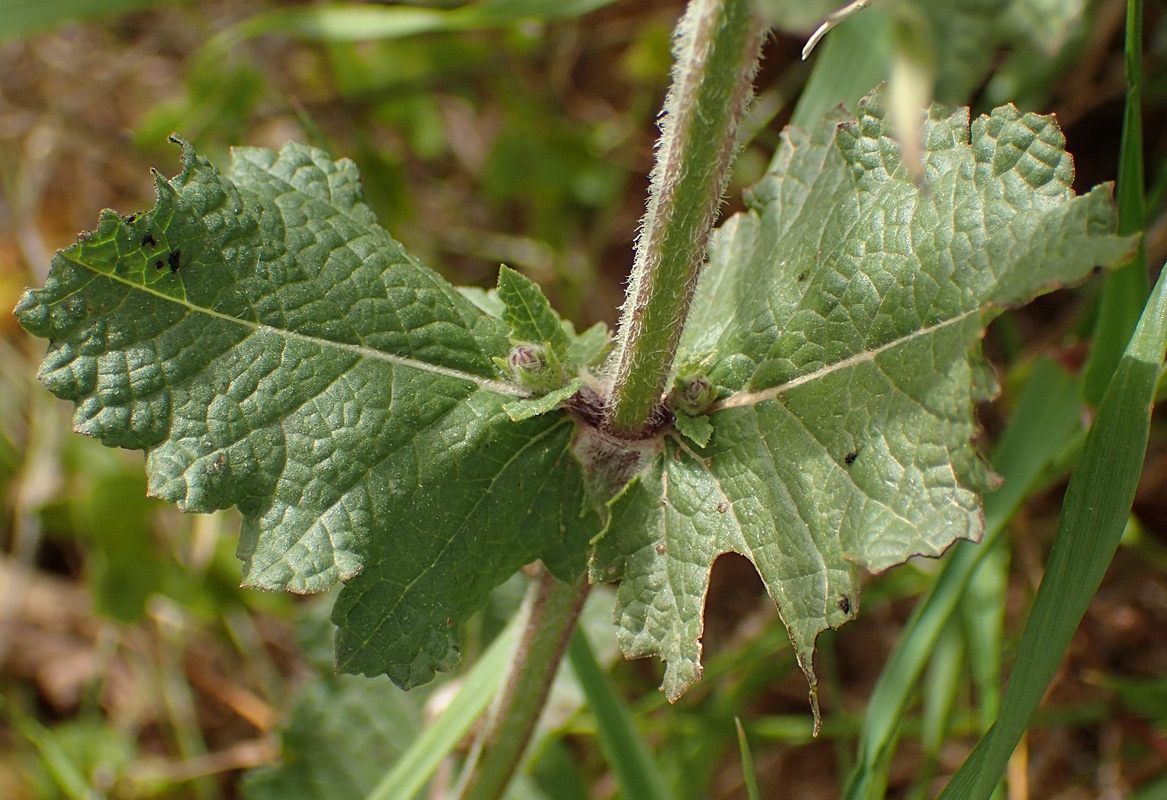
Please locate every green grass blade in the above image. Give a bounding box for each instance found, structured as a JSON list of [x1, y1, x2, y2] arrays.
[[5, 706, 95, 800], [937, 264, 1167, 800], [902, 620, 962, 800], [1081, 0, 1147, 405], [842, 357, 1083, 800], [961, 538, 1007, 734], [567, 631, 673, 800], [364, 621, 520, 800], [231, 0, 622, 43], [735, 718, 762, 800]]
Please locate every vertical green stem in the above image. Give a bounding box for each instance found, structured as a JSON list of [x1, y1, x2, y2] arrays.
[[454, 4, 769, 795], [606, 0, 766, 436], [455, 571, 590, 800]]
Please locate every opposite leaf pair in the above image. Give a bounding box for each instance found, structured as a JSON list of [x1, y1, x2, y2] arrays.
[[15, 90, 1133, 716]]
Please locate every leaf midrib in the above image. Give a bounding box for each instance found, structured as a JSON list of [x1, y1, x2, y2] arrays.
[[713, 310, 978, 411], [65, 250, 526, 396]]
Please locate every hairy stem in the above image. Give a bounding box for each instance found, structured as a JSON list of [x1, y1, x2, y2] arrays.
[[455, 4, 767, 795], [455, 570, 590, 800], [606, 0, 766, 436]]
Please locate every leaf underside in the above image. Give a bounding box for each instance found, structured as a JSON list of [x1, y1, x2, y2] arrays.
[[591, 91, 1133, 707], [15, 89, 1132, 707], [14, 138, 596, 687]]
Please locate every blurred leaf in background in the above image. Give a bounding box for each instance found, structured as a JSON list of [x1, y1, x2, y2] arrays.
[[0, 0, 183, 41]]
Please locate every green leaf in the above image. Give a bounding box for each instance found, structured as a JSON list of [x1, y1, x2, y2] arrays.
[[497, 264, 572, 358], [594, 90, 1134, 712], [504, 378, 584, 422], [565, 321, 611, 368], [14, 138, 598, 688], [672, 412, 713, 447], [458, 286, 507, 319]]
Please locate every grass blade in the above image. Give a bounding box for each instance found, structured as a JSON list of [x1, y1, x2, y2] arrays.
[[937, 264, 1167, 800], [842, 357, 1083, 800], [1081, 0, 1147, 405], [4, 699, 95, 800], [961, 538, 1007, 734], [364, 620, 520, 800], [567, 631, 672, 800], [735, 718, 762, 800]]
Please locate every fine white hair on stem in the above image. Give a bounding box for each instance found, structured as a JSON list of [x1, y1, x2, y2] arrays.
[[607, 0, 766, 434]]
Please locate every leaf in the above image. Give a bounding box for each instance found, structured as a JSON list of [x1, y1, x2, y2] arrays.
[[457, 286, 507, 319], [14, 138, 598, 687], [566, 321, 612, 368], [505, 378, 584, 422], [672, 412, 713, 447], [497, 264, 572, 357], [594, 90, 1134, 713], [497, 265, 611, 373]]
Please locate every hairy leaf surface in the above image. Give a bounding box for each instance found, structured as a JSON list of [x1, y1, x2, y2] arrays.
[[14, 139, 597, 686], [594, 93, 1134, 707]]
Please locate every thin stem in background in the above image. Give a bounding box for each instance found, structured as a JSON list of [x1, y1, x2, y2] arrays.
[[454, 570, 590, 800]]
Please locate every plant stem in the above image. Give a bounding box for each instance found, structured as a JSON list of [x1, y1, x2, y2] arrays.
[[456, 4, 767, 794], [455, 570, 590, 800], [606, 0, 766, 436]]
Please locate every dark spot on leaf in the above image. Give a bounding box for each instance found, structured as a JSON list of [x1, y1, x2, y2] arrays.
[[717, 501, 729, 513], [797, 272, 807, 282], [838, 596, 850, 614], [655, 544, 666, 555], [126, 213, 139, 223], [1091, 264, 1104, 275], [153, 259, 165, 271], [168, 250, 182, 273], [141, 233, 157, 248], [844, 450, 858, 465]]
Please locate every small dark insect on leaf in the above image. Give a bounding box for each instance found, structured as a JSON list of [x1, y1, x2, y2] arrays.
[[844, 450, 858, 465], [838, 596, 850, 614], [141, 233, 157, 248], [168, 250, 182, 273], [797, 272, 807, 282], [153, 259, 165, 271], [126, 213, 139, 223]]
